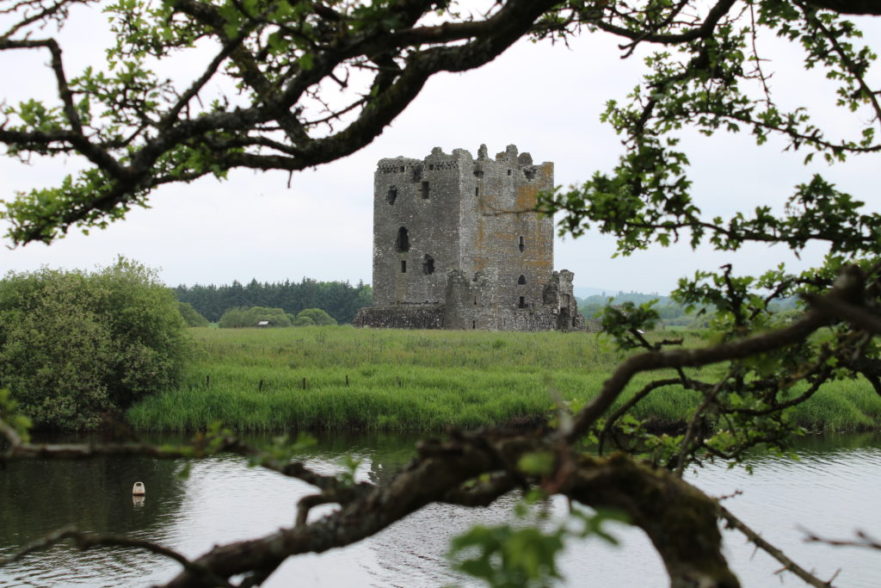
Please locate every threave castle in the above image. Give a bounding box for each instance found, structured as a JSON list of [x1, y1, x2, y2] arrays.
[[354, 144, 584, 331]]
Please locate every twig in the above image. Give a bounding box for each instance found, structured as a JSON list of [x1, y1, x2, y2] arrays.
[[0, 422, 351, 493], [720, 506, 835, 587], [0, 526, 232, 586], [676, 376, 728, 477], [802, 528, 881, 551], [566, 307, 829, 444]]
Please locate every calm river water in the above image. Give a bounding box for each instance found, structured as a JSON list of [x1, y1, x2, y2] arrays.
[[1, 433, 880, 587]]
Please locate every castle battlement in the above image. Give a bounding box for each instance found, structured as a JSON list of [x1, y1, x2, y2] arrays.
[[356, 144, 582, 331]]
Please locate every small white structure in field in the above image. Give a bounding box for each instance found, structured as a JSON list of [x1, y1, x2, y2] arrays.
[[132, 481, 146, 496], [256, 320, 270, 327]]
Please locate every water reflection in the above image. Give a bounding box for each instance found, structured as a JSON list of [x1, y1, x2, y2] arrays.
[[0, 432, 879, 587]]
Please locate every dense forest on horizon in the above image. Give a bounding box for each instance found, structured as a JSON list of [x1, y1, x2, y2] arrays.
[[174, 279, 372, 324]]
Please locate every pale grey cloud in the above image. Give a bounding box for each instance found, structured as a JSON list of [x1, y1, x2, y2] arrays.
[[1, 9, 878, 295]]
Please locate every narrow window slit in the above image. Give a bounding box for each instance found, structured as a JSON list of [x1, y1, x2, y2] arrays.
[[422, 254, 435, 275], [395, 227, 410, 252]]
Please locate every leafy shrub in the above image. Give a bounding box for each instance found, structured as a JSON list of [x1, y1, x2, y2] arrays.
[[218, 306, 292, 328], [293, 308, 337, 326], [178, 301, 210, 327], [0, 259, 188, 430]]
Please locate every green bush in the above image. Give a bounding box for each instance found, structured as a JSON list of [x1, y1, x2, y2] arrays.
[[0, 259, 188, 430], [178, 301, 210, 327], [294, 308, 337, 326], [218, 306, 292, 328]]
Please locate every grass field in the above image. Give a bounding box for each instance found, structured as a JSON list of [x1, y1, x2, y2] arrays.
[[127, 326, 881, 433]]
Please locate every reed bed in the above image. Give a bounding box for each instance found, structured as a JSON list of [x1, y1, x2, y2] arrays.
[[127, 326, 881, 433]]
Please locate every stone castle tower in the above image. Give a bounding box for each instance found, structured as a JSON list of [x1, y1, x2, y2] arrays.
[[354, 144, 583, 331]]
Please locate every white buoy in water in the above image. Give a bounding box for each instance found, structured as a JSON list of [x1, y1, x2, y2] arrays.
[[132, 481, 146, 496]]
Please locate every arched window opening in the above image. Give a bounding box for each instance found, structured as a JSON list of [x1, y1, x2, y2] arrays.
[[422, 254, 435, 275], [387, 186, 398, 205], [395, 227, 410, 252], [518, 236, 525, 252], [518, 296, 527, 308], [517, 275, 527, 285]]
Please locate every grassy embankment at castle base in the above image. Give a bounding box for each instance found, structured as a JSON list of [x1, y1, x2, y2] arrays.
[[126, 326, 881, 433]]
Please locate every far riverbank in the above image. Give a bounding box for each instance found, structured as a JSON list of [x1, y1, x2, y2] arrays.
[[127, 326, 881, 433]]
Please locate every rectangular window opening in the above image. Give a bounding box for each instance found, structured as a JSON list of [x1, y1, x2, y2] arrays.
[[401, 260, 407, 273], [518, 296, 526, 308], [421, 181, 430, 199]]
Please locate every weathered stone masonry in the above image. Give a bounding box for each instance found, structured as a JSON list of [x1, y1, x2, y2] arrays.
[[355, 144, 584, 331]]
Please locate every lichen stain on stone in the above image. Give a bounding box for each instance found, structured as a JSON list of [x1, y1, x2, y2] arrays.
[[515, 183, 539, 211]]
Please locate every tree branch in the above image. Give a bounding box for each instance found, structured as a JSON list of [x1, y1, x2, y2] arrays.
[[0, 525, 231, 586], [721, 507, 838, 588]]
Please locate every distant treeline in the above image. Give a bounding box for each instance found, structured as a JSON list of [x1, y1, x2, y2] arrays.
[[174, 279, 372, 324], [578, 292, 686, 324], [578, 291, 798, 328]]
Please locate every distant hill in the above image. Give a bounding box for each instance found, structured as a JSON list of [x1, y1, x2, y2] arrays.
[[574, 286, 667, 299]]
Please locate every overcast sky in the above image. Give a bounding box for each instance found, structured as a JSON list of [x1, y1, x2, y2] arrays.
[[1, 6, 878, 295]]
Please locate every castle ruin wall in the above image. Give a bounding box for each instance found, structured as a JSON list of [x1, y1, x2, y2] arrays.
[[356, 144, 583, 332]]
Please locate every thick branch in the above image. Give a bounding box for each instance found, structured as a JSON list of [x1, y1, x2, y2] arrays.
[[804, 1, 881, 15], [562, 453, 739, 588]]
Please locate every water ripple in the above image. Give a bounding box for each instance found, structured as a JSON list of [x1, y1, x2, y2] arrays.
[[2, 439, 880, 587]]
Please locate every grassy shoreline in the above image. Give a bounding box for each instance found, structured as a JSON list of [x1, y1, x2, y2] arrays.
[[127, 326, 881, 433]]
